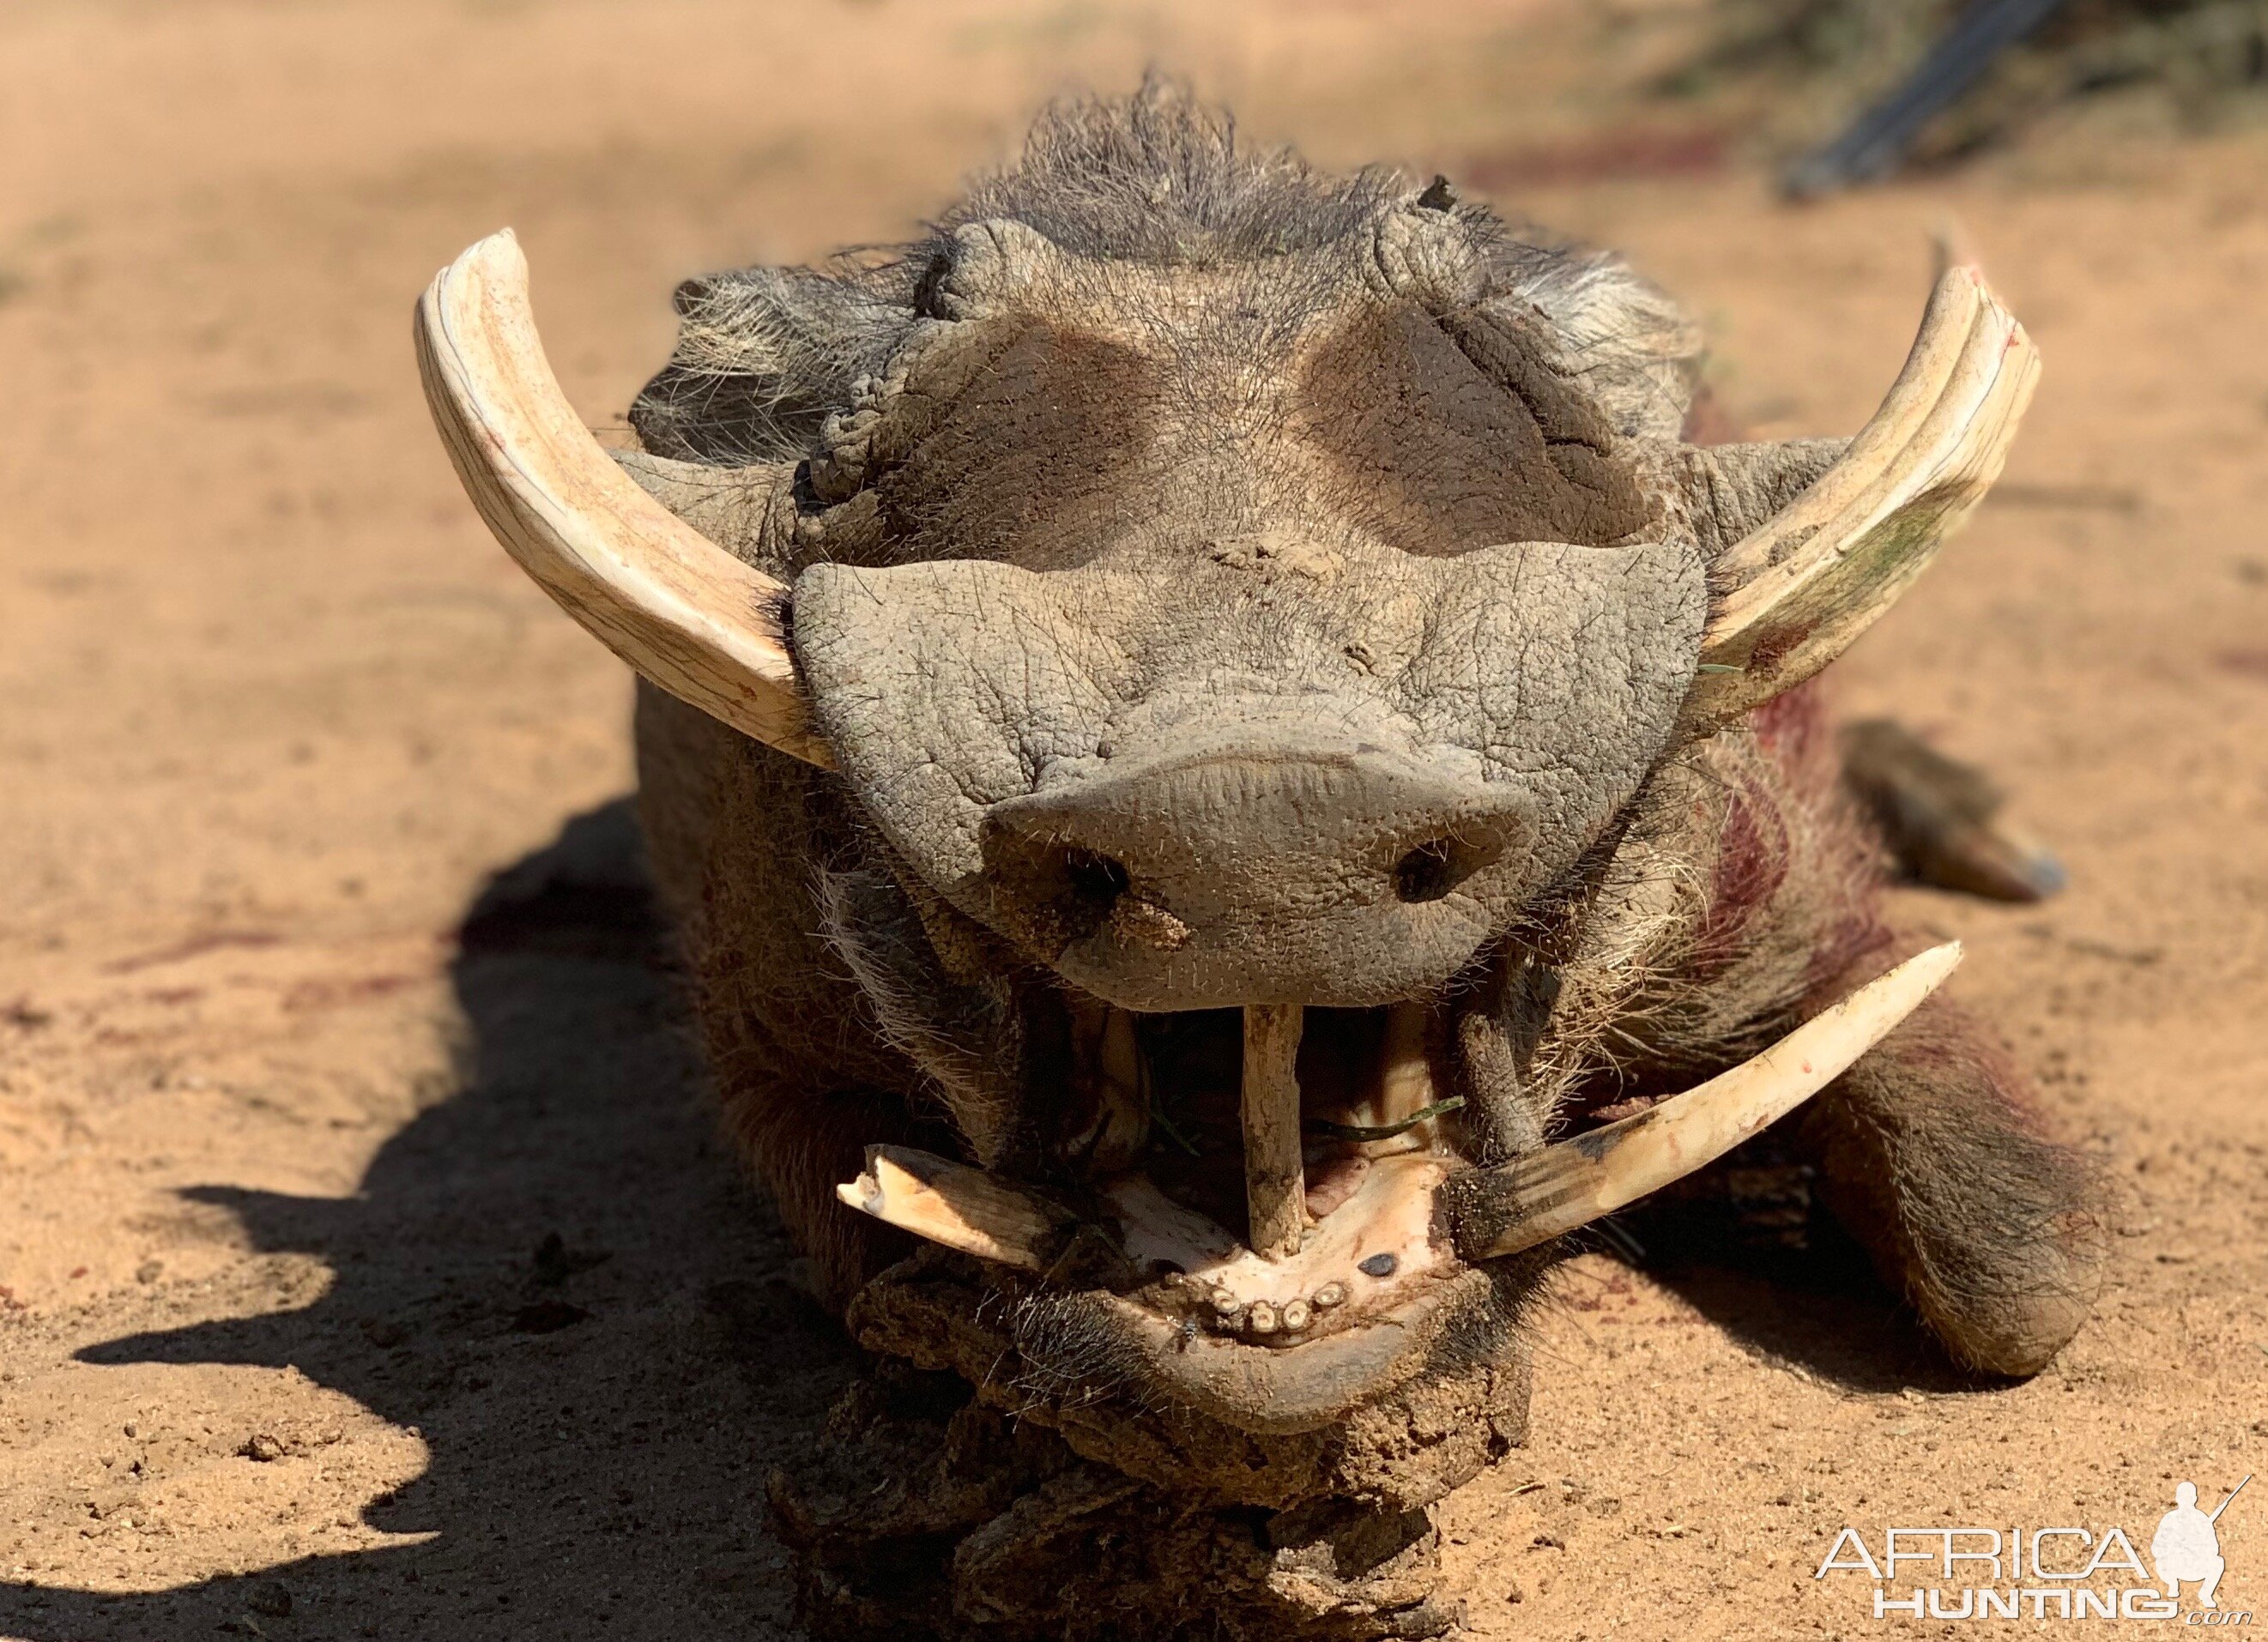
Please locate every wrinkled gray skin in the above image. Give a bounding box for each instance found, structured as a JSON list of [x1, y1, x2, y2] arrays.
[[618, 86, 2101, 1504], [776, 203, 1708, 1018], [801, 533, 1696, 1013]]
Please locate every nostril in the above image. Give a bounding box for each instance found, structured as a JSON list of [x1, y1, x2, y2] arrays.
[[1393, 835, 1499, 903], [1065, 848, 1130, 912], [978, 805, 1140, 951], [1393, 841, 1457, 903]]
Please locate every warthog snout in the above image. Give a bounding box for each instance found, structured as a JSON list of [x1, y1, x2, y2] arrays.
[[983, 732, 1531, 1009]]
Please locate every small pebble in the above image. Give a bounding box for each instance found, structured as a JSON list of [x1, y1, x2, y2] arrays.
[[1358, 1252, 1399, 1278]]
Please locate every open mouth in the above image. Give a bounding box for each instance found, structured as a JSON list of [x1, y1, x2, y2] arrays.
[[1071, 999, 1470, 1346], [838, 944, 1967, 1385]]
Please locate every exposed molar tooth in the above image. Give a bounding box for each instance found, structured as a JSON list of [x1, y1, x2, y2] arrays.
[[1312, 1282, 1346, 1309], [1279, 1299, 1311, 1332], [1246, 1301, 1279, 1334], [1209, 1288, 1243, 1318]]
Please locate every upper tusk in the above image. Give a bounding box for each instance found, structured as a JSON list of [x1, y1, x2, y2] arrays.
[[1684, 261, 2038, 734], [1447, 941, 1964, 1262], [414, 230, 832, 766]]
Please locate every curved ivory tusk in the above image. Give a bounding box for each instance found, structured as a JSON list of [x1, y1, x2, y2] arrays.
[[414, 230, 832, 766], [1449, 941, 1963, 1262], [1684, 261, 2038, 733]]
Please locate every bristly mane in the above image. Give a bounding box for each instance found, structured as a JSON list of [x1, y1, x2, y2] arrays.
[[936, 77, 1406, 264]]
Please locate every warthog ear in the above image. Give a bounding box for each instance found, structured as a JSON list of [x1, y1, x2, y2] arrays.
[[1677, 258, 2039, 737], [415, 231, 833, 767], [632, 260, 916, 465]]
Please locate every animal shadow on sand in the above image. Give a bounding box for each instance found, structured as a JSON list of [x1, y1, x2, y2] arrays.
[[1612, 1194, 1988, 1396], [0, 803, 1980, 1642], [1, 800, 858, 1642]]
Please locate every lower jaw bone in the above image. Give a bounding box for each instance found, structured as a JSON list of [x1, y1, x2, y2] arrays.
[[1110, 1153, 1452, 1336], [836, 943, 1963, 1316]]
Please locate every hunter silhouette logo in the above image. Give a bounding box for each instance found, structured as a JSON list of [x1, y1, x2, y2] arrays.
[[2154, 1477, 2247, 1610], [1814, 1474, 2252, 1623]]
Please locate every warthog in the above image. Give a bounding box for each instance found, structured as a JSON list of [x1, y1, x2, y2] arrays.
[[419, 86, 2100, 1639]]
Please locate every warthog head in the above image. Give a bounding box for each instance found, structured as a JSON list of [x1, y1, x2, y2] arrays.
[[418, 91, 2026, 1461]]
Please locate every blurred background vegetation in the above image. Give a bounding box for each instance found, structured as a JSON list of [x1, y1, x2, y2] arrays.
[[1670, 0, 2268, 172]]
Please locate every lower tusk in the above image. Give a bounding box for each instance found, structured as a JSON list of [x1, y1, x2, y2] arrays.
[[1376, 1002, 1435, 1130], [840, 947, 1961, 1278], [1448, 942, 1963, 1262], [836, 1145, 1067, 1272], [1243, 1004, 1309, 1259], [1062, 999, 1150, 1174], [1093, 1005, 1150, 1170]]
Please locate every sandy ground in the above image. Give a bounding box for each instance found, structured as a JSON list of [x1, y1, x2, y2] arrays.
[[3, 2, 2265, 1637]]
